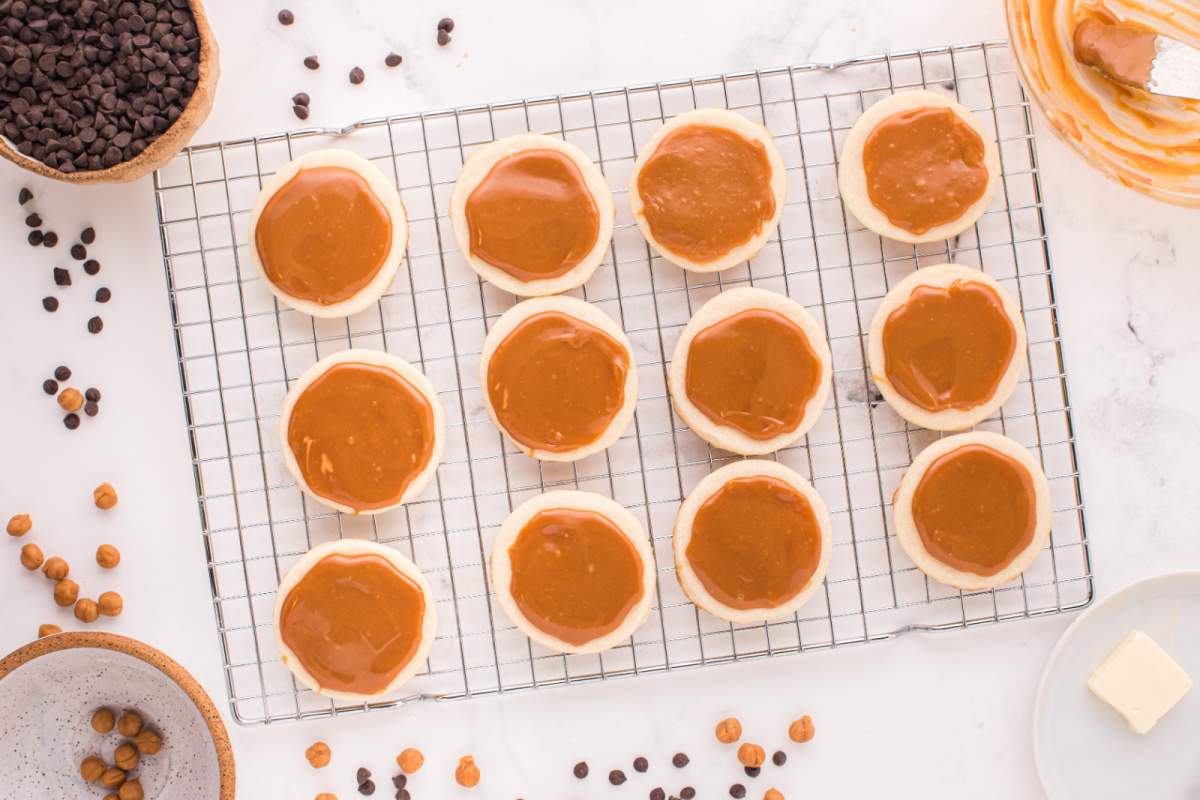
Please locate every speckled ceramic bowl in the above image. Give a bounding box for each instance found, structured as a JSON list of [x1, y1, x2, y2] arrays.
[[0, 632, 234, 799]]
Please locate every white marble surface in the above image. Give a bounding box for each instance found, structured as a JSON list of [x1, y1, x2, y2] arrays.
[[1, 1, 1198, 798]]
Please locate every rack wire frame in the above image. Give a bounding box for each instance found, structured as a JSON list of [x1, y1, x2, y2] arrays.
[[154, 40, 1093, 726]]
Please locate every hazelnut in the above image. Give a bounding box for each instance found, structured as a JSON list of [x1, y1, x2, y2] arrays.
[[737, 742, 765, 768], [133, 728, 163, 755], [396, 747, 424, 773], [99, 590, 124, 617], [75, 597, 100, 623], [54, 578, 80, 607], [80, 755, 105, 782], [99, 766, 126, 789], [105, 795, 120, 800], [764, 790, 785, 800], [6, 513, 31, 536], [42, 556, 69, 581], [788, 715, 815, 744], [118, 778, 144, 800], [58, 387, 84, 411], [114, 742, 139, 771], [455, 755, 480, 788], [715, 716, 742, 744], [92, 707, 116, 733], [118, 710, 143, 737], [20, 542, 44, 570], [305, 740, 331, 769], [94, 482, 119, 510], [96, 543, 121, 568], [38, 623, 62, 638]]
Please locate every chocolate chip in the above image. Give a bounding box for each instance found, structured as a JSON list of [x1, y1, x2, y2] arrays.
[[84, 259, 100, 275], [385, 52, 402, 67], [54, 366, 70, 381], [18, 188, 33, 205], [633, 757, 648, 773], [395, 791, 410, 800], [53, 268, 71, 286], [680, 789, 695, 799], [96, 287, 112, 303], [357, 779, 375, 796], [672, 753, 689, 768], [573, 762, 589, 779], [438, 17, 455, 32], [771, 751, 786, 766], [43, 379, 58, 395], [349, 66, 365, 85], [28, 230, 43, 246], [84, 401, 99, 417], [25, 213, 41, 228], [87, 316, 103, 334], [729, 785, 746, 799], [277, 9, 294, 25], [42, 232, 58, 248], [85, 387, 101, 402], [304, 55, 320, 70], [292, 92, 310, 107], [650, 789, 666, 800], [63, 413, 80, 430], [357, 768, 372, 786], [391, 774, 407, 789], [609, 770, 626, 786], [71, 243, 87, 260], [744, 767, 760, 778], [80, 227, 96, 245], [41, 296, 58, 312], [293, 105, 309, 120], [437, 29, 451, 46]]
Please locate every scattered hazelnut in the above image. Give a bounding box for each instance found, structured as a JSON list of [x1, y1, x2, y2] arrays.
[[397, 747, 424, 773], [20, 542, 44, 570], [105, 795, 119, 800], [42, 556, 69, 581], [114, 742, 139, 771], [764, 790, 785, 800], [38, 623, 62, 638], [715, 716, 742, 744], [737, 742, 765, 769], [118, 710, 144, 737], [455, 755, 480, 788], [99, 590, 124, 617], [94, 483, 119, 510], [92, 707, 116, 733], [119, 778, 144, 800], [96, 543, 121, 569], [133, 728, 163, 755], [75, 597, 100, 623], [80, 755, 105, 782], [58, 387, 84, 412], [54, 578, 80, 607], [788, 715, 815, 744], [305, 740, 331, 769], [99, 766, 126, 789], [6, 513, 31, 536]]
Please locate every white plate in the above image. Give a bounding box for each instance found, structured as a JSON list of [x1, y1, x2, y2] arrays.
[[1034, 571, 1200, 799]]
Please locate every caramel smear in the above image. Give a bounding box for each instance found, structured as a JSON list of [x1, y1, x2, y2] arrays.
[[687, 476, 822, 609], [862, 107, 989, 235], [256, 166, 393, 304], [911, 444, 1037, 576], [509, 508, 644, 645], [637, 124, 775, 263], [1074, 16, 1159, 86], [882, 280, 1017, 412], [465, 149, 601, 282], [279, 552, 426, 694], [287, 362, 435, 511]]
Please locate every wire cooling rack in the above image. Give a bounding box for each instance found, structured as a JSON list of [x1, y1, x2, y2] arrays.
[[154, 40, 1092, 726]]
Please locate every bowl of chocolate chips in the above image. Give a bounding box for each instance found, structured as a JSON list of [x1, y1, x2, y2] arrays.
[[0, 0, 219, 183]]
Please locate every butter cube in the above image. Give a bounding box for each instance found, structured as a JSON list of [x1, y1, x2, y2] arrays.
[[1087, 630, 1192, 734]]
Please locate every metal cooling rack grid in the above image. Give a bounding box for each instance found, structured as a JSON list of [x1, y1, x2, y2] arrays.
[[154, 40, 1092, 726]]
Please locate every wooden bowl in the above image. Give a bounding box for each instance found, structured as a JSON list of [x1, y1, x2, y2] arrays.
[[0, 0, 220, 184], [0, 631, 235, 798]]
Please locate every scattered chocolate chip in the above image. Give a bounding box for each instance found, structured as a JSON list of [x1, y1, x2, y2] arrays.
[[292, 92, 310, 107], [304, 55, 320, 70], [358, 779, 375, 796], [71, 244, 87, 260], [771, 751, 786, 766], [573, 762, 589, 779], [357, 768, 372, 785], [84, 401, 99, 417], [277, 8, 294, 25], [293, 105, 310, 121], [385, 52, 402, 67], [391, 774, 407, 789], [438, 17, 455, 32], [609, 770, 626, 786], [18, 188, 33, 205], [43, 379, 58, 395], [84, 259, 100, 276], [28, 230, 43, 246], [42, 296, 58, 312], [80, 227, 96, 245], [680, 789, 696, 800], [633, 757, 648, 773], [744, 767, 761, 778], [650, 789, 666, 800], [672, 753, 689, 768], [43, 232, 58, 248], [349, 66, 365, 85], [25, 213, 42, 228], [729, 785, 746, 799], [437, 29, 451, 46], [395, 790, 410, 800], [85, 387, 101, 402], [54, 366, 71, 381], [87, 316, 104, 334], [95, 287, 112, 303], [53, 268, 71, 286], [63, 413, 80, 430]]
